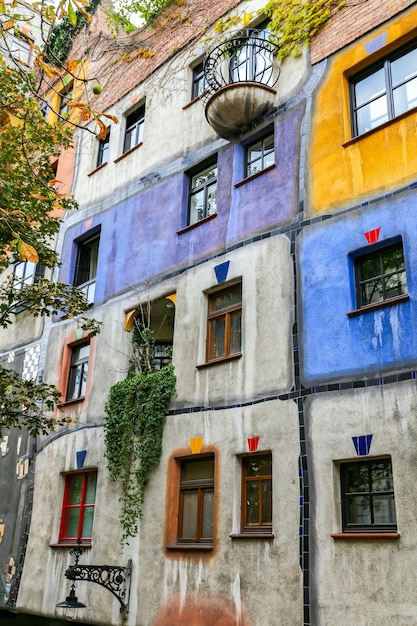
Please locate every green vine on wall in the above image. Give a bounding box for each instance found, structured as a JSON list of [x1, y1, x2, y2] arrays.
[[104, 317, 176, 544]]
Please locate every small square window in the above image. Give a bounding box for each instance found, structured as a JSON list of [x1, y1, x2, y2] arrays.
[[242, 453, 272, 533], [246, 131, 274, 177], [350, 41, 417, 137], [73, 233, 100, 304], [123, 104, 145, 153], [59, 471, 97, 542], [97, 128, 110, 167], [178, 455, 214, 544], [188, 158, 217, 226], [207, 282, 242, 362], [355, 241, 407, 309], [66, 342, 90, 401], [191, 62, 205, 100], [340, 458, 397, 532]]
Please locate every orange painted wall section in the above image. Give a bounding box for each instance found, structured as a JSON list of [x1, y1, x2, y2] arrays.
[[310, 5, 417, 214]]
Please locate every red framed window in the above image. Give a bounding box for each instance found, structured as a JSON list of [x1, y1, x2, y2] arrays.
[[59, 471, 97, 543]]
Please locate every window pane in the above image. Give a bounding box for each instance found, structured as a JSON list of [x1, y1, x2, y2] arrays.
[[67, 475, 83, 504], [85, 473, 97, 504], [356, 95, 388, 134], [383, 247, 405, 273], [191, 165, 217, 189], [373, 495, 396, 525], [182, 458, 214, 482], [347, 495, 371, 525], [355, 68, 386, 106], [371, 461, 394, 492], [230, 311, 241, 354], [346, 463, 369, 493], [81, 506, 95, 537], [391, 48, 417, 87], [189, 189, 205, 224], [361, 278, 383, 305], [207, 182, 217, 216], [245, 455, 272, 477], [181, 490, 198, 538], [63, 507, 80, 538], [262, 479, 272, 525], [210, 284, 242, 312], [246, 481, 260, 526], [209, 317, 225, 358], [384, 272, 406, 299], [393, 77, 417, 116], [201, 489, 214, 539]]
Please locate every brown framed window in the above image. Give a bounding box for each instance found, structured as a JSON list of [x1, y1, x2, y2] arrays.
[[207, 282, 242, 361], [59, 471, 97, 543], [242, 453, 272, 532], [178, 455, 214, 544]]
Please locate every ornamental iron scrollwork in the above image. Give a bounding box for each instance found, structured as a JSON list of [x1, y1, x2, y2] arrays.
[[64, 541, 132, 616]]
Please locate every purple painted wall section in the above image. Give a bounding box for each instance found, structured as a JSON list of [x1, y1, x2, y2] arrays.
[[60, 105, 304, 303]]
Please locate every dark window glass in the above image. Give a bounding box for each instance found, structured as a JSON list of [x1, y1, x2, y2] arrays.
[[341, 458, 397, 532], [355, 242, 407, 308], [59, 85, 73, 119], [60, 471, 97, 541], [74, 234, 100, 304], [179, 456, 214, 543], [66, 343, 90, 401], [351, 42, 417, 136], [207, 283, 242, 361], [242, 453, 272, 532], [188, 159, 217, 225], [191, 62, 205, 100], [123, 104, 145, 153], [246, 131, 274, 177], [97, 129, 110, 167], [153, 342, 172, 370]]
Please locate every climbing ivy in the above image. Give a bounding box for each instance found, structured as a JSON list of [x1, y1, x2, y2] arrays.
[[104, 317, 176, 544]]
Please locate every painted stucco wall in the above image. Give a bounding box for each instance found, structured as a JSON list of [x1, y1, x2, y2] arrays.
[[298, 193, 417, 385], [306, 382, 417, 625], [309, 3, 417, 214]]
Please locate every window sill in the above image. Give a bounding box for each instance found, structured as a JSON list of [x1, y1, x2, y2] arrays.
[[331, 532, 400, 540], [114, 142, 143, 163], [196, 353, 242, 369], [234, 163, 276, 188], [166, 543, 213, 551], [50, 542, 92, 548], [62, 396, 85, 407], [347, 294, 409, 317], [182, 92, 208, 110], [88, 162, 108, 177], [230, 532, 274, 539], [343, 105, 417, 147], [177, 212, 217, 235]]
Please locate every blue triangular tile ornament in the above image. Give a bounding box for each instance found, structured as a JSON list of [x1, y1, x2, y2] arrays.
[[214, 261, 230, 284]]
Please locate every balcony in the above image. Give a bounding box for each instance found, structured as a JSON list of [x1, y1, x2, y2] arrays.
[[202, 28, 280, 138]]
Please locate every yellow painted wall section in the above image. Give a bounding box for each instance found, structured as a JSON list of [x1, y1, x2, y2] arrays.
[[310, 5, 417, 214]]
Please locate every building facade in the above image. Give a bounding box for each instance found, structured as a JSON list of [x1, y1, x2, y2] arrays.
[[1, 0, 417, 625]]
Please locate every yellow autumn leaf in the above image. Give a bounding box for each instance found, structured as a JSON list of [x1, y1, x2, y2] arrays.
[[18, 240, 39, 263]]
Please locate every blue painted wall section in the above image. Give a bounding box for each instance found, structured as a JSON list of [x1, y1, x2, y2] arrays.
[[299, 191, 417, 384], [59, 106, 304, 304]]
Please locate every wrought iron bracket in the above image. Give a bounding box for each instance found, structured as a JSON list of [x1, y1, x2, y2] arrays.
[[64, 542, 132, 616]]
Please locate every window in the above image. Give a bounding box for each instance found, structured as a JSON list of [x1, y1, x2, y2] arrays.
[[153, 342, 172, 370], [74, 233, 100, 304], [178, 456, 214, 544], [340, 458, 397, 532], [96, 129, 110, 167], [188, 159, 217, 225], [355, 241, 407, 309], [242, 453, 272, 533], [59, 471, 97, 542], [59, 84, 73, 119], [351, 41, 417, 136], [246, 131, 274, 177], [191, 61, 205, 100], [12, 261, 45, 313], [123, 104, 145, 153], [9, 32, 33, 66], [207, 282, 242, 361], [66, 342, 90, 401], [228, 22, 274, 86]]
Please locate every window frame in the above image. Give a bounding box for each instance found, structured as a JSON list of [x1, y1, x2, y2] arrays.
[[241, 452, 273, 534], [59, 470, 97, 544], [340, 457, 397, 533], [73, 231, 100, 304], [123, 104, 145, 154], [206, 281, 242, 363], [191, 61, 205, 100], [187, 157, 218, 226], [350, 40, 417, 137], [354, 240, 407, 310], [65, 341, 90, 402], [177, 454, 215, 546]]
